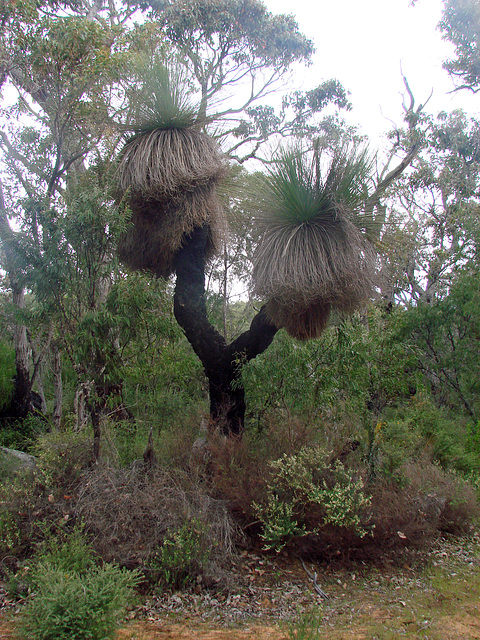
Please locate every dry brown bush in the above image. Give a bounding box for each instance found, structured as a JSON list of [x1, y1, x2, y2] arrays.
[[400, 460, 480, 536], [205, 427, 480, 565], [199, 431, 270, 526], [75, 463, 237, 580], [194, 419, 326, 521]]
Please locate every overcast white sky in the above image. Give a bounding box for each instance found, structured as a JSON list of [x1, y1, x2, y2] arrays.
[[264, 0, 478, 142]]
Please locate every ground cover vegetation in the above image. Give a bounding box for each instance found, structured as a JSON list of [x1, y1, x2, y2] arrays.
[[1, 0, 480, 635]]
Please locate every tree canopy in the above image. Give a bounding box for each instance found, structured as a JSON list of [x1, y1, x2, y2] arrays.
[[441, 0, 480, 92]]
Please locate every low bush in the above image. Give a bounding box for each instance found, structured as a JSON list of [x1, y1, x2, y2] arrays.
[[253, 446, 371, 551], [150, 518, 210, 589], [30, 525, 97, 577], [2, 410, 479, 587], [14, 527, 140, 640], [19, 562, 139, 640], [286, 610, 323, 640], [310, 458, 480, 563], [379, 394, 480, 476], [0, 430, 92, 573], [31, 429, 93, 490]]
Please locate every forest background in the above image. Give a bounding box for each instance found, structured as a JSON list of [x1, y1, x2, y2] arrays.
[[1, 0, 480, 600]]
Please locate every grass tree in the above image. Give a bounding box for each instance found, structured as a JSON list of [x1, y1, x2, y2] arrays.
[[117, 64, 228, 278], [117, 67, 379, 436], [251, 144, 377, 340], [117, 64, 277, 435]]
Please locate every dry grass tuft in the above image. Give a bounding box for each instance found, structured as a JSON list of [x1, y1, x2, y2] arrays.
[[265, 298, 332, 341], [251, 146, 377, 340], [117, 185, 224, 278], [254, 215, 375, 307], [117, 128, 226, 199], [116, 128, 228, 278]]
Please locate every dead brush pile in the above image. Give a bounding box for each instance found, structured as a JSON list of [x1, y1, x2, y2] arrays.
[[75, 463, 237, 584], [0, 431, 236, 588]]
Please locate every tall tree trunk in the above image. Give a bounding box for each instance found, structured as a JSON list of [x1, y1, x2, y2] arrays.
[[173, 226, 278, 435], [30, 336, 47, 414], [74, 382, 90, 431], [88, 401, 102, 461], [222, 241, 228, 339]]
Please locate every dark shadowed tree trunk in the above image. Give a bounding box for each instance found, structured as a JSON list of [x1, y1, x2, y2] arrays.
[[173, 225, 278, 435]]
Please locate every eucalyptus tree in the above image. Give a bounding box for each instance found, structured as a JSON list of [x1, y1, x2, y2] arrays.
[[381, 109, 480, 420], [150, 0, 350, 161], [440, 0, 480, 92], [0, 0, 148, 422], [382, 110, 480, 304]]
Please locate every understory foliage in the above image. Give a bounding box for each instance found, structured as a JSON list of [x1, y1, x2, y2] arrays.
[[253, 446, 371, 550], [1, 360, 479, 586], [17, 527, 140, 640]]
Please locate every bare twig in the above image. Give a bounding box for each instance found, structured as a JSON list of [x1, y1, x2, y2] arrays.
[[301, 559, 329, 599]]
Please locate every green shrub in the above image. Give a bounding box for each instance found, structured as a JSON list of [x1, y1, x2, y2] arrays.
[[31, 526, 96, 579], [0, 431, 93, 567], [32, 428, 93, 489], [151, 519, 210, 589], [253, 446, 371, 550], [286, 610, 323, 640], [0, 511, 21, 553], [0, 413, 48, 450], [4, 526, 95, 600], [379, 394, 480, 476], [19, 562, 140, 640]]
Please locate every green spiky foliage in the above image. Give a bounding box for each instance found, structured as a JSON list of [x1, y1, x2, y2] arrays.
[[252, 144, 377, 340], [117, 63, 227, 279]]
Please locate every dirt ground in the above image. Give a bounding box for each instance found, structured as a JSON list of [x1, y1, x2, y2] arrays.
[[2, 535, 480, 640]]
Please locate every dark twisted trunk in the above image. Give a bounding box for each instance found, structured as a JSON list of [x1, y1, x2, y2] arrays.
[[173, 226, 278, 435]]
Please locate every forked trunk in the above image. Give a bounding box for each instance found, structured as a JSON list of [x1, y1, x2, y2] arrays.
[[173, 226, 278, 435]]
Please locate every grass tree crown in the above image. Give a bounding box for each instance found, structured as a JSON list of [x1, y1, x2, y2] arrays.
[[116, 63, 228, 279], [251, 144, 378, 340]]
